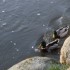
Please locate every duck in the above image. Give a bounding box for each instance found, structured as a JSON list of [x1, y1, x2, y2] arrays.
[[47, 39, 60, 52], [38, 40, 47, 52], [38, 39, 60, 52], [53, 25, 69, 39]]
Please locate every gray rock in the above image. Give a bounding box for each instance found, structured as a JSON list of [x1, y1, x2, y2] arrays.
[[67, 67, 70, 70], [8, 56, 57, 70]]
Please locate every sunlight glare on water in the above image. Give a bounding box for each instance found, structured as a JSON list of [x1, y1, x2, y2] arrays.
[[2, 11, 5, 13], [15, 48, 19, 52], [43, 24, 45, 27], [13, 43, 16, 46], [32, 46, 34, 49], [57, 16, 63, 25], [11, 31, 15, 33], [3, 0, 5, 2], [1, 23, 7, 27], [10, 41, 13, 43], [37, 13, 40, 16], [50, 1, 54, 4], [2, 23, 7, 26]]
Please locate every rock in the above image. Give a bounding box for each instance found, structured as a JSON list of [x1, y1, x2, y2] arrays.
[[8, 56, 58, 70], [60, 36, 70, 64], [67, 67, 70, 70]]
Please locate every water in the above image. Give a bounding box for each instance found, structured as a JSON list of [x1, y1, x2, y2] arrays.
[[0, 0, 70, 70]]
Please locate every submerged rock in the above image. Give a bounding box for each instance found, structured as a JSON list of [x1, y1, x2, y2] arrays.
[[8, 56, 58, 70], [60, 36, 70, 64]]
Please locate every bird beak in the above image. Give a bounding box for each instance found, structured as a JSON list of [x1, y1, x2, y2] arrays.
[[53, 34, 55, 38]]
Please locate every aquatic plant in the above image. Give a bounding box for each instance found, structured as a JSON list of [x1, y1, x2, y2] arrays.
[[45, 63, 69, 70]]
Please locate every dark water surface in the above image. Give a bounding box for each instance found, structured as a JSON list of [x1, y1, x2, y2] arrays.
[[0, 0, 70, 70]]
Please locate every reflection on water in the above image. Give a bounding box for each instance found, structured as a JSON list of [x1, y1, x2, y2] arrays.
[[0, 0, 70, 70]]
